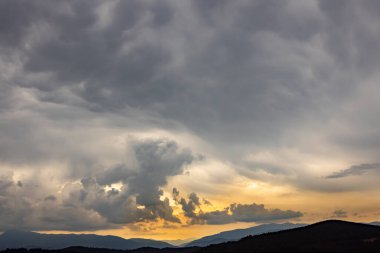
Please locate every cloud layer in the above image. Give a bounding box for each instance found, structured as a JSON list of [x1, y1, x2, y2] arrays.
[[1, 0, 380, 231]]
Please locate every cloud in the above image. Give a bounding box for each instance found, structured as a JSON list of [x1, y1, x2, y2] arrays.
[[78, 138, 195, 225], [203, 198, 212, 206], [331, 209, 348, 218], [0, 138, 195, 231], [196, 203, 302, 225], [179, 192, 201, 219], [172, 187, 180, 202], [1, 0, 379, 189], [1, 0, 380, 231], [173, 188, 302, 225], [197, 209, 233, 225], [229, 203, 303, 222], [326, 163, 380, 179], [172, 188, 202, 219], [0, 172, 113, 231]]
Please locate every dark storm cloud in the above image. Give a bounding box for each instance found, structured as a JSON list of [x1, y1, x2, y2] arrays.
[[5, 0, 377, 165], [2, 0, 380, 170], [1, 0, 380, 230], [2, 0, 327, 139], [326, 163, 380, 179]]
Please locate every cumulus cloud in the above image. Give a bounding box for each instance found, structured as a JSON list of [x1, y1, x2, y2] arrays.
[[326, 163, 380, 179], [71, 138, 195, 225], [95, 138, 194, 223], [0, 138, 195, 231]]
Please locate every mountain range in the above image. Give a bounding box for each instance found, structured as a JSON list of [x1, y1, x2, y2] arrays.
[[1, 220, 380, 252], [0, 230, 172, 250], [194, 220, 380, 253], [185, 222, 306, 247]]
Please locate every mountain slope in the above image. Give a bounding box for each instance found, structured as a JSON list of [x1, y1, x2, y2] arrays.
[[0, 230, 172, 250], [185, 222, 306, 247], [198, 220, 380, 253]]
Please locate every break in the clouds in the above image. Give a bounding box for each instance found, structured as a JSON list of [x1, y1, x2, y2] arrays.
[[1, 0, 380, 232]]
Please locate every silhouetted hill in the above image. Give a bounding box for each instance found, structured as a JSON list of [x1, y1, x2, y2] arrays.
[[0, 230, 172, 250], [185, 222, 306, 247], [2, 220, 380, 253], [198, 220, 380, 253]]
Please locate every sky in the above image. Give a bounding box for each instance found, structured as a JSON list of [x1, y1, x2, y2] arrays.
[[0, 0, 380, 241]]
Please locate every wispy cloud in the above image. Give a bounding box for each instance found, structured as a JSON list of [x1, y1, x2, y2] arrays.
[[327, 163, 380, 179]]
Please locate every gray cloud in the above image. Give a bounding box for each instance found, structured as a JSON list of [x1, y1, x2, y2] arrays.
[[1, 0, 380, 187], [179, 192, 201, 219], [0, 138, 194, 231], [96, 139, 194, 223], [174, 188, 302, 225], [229, 203, 303, 222], [0, 172, 113, 231], [172, 188, 202, 219], [197, 209, 233, 225], [172, 187, 180, 202], [1, 0, 380, 230], [196, 203, 303, 225], [81, 138, 194, 225], [327, 163, 380, 179], [331, 209, 348, 218]]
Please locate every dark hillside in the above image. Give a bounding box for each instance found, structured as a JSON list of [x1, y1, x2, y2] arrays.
[[198, 220, 380, 253]]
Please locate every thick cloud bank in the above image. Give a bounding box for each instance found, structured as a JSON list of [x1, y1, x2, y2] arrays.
[[1, 0, 380, 230]]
